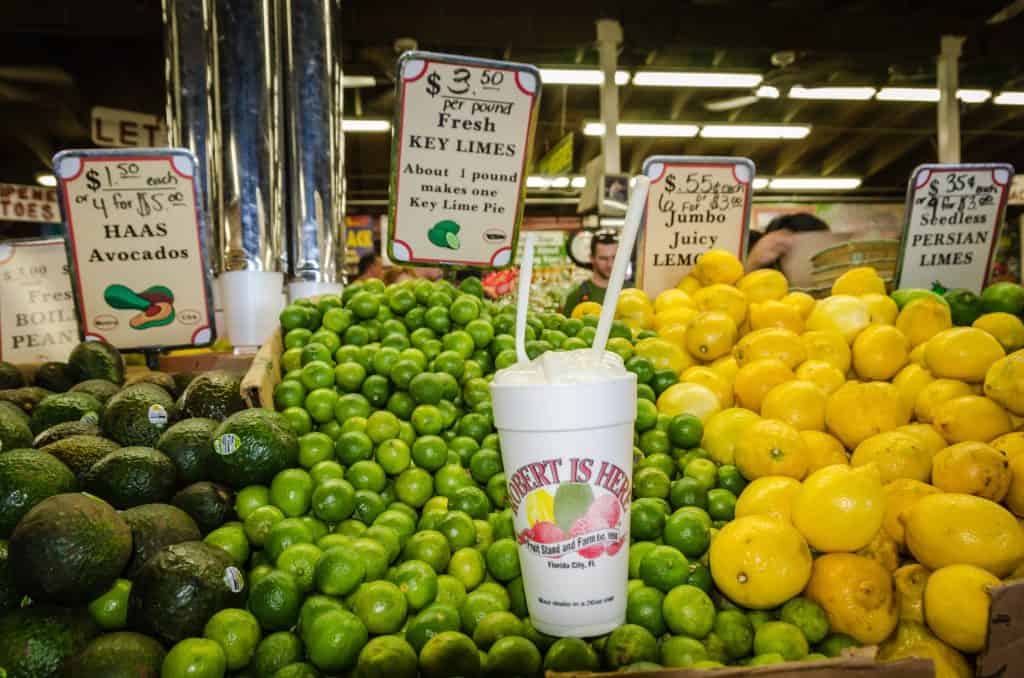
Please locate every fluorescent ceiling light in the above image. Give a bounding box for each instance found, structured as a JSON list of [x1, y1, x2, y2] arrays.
[[570, 176, 586, 188], [34, 173, 57, 187], [342, 75, 376, 88], [342, 119, 390, 132], [876, 87, 940, 102], [583, 122, 700, 137], [633, 71, 763, 88], [755, 86, 780, 99], [600, 217, 625, 227], [768, 177, 862, 190], [752, 177, 770, 189], [539, 68, 630, 85], [526, 176, 551, 189], [789, 85, 876, 100], [550, 177, 570, 188], [994, 91, 1024, 105], [957, 88, 992, 103], [526, 176, 584, 189], [700, 124, 811, 139]]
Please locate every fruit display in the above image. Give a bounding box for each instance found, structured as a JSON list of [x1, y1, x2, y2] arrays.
[[0, 252, 1020, 677]]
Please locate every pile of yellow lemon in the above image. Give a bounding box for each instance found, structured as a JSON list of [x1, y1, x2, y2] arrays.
[[602, 250, 1024, 677]]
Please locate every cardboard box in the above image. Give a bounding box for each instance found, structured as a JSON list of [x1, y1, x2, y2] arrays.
[[549, 657, 933, 677], [978, 580, 1024, 677]]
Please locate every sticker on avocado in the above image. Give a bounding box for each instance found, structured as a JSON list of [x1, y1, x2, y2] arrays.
[[223, 566, 245, 593], [147, 404, 168, 427], [215, 433, 241, 456], [80, 411, 99, 425]]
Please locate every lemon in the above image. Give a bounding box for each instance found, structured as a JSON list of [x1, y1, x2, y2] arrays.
[[799, 430, 849, 472], [932, 395, 1012, 444], [902, 493, 1024, 577], [525, 489, 554, 526], [892, 564, 930, 624], [851, 325, 909, 381], [792, 464, 884, 552], [856, 528, 900, 573], [794, 361, 846, 396], [806, 295, 871, 344], [973, 312, 1024, 352], [895, 423, 947, 458], [733, 328, 806, 370], [709, 355, 739, 383], [653, 306, 698, 332], [571, 301, 602, 320], [930, 441, 1011, 501], [909, 342, 928, 367], [760, 381, 827, 432], [861, 293, 899, 326], [737, 268, 788, 302], [913, 378, 974, 424], [748, 301, 804, 334], [677, 274, 702, 295], [896, 298, 952, 348], [702, 408, 760, 465], [619, 288, 651, 305], [734, 476, 802, 522], [633, 337, 692, 373], [657, 323, 688, 351], [734, 419, 809, 481], [617, 305, 655, 332], [800, 330, 852, 373], [991, 432, 1024, 460], [654, 288, 695, 314], [850, 431, 931, 484], [924, 327, 1006, 383], [825, 381, 909, 449], [780, 291, 816, 318], [878, 621, 971, 678], [681, 366, 733, 408], [924, 564, 1001, 653], [656, 382, 721, 422], [891, 364, 935, 412], [1004, 453, 1024, 517], [684, 311, 737, 361], [984, 348, 1024, 416], [733, 358, 794, 413], [693, 284, 748, 326], [831, 267, 886, 296], [804, 553, 898, 644], [881, 479, 941, 549], [693, 249, 744, 286], [709, 515, 812, 610]]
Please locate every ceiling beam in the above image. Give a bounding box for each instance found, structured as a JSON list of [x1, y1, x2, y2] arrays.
[[775, 101, 873, 175], [820, 106, 928, 175]]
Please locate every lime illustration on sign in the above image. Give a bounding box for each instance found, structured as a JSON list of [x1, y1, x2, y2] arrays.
[[637, 156, 754, 298], [53, 148, 215, 353], [896, 163, 1014, 293], [388, 51, 541, 268]]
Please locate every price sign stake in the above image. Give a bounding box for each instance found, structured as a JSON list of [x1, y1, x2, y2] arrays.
[[0, 239, 77, 364], [388, 51, 540, 268], [54, 149, 215, 361]]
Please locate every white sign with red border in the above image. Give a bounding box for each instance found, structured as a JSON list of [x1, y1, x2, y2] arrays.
[[638, 156, 754, 297], [0, 239, 78, 364], [388, 51, 540, 268], [897, 163, 1014, 293], [53, 148, 215, 352]]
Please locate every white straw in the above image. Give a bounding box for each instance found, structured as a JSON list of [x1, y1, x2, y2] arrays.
[[592, 175, 651, 356], [514, 232, 537, 365]]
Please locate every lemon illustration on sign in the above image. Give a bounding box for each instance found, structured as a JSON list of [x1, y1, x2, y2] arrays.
[[525, 489, 555, 527], [428, 220, 461, 250]]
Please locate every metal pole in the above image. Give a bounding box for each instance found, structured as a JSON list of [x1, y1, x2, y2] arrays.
[[281, 0, 344, 300], [596, 19, 622, 175], [937, 35, 964, 164]]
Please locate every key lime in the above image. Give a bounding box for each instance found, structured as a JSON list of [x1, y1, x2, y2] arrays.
[[356, 635, 418, 678], [419, 631, 481, 678], [315, 546, 365, 596], [204, 608, 262, 670], [305, 608, 368, 673], [604, 624, 660, 669], [162, 638, 226, 678], [390, 559, 439, 610], [485, 636, 542, 677], [663, 584, 716, 638]]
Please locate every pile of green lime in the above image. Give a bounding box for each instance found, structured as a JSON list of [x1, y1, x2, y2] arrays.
[[156, 276, 852, 677]]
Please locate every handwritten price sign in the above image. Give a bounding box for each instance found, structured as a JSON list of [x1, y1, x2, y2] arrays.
[[388, 51, 540, 268], [637, 156, 754, 297], [897, 163, 1014, 293], [54, 149, 215, 352], [0, 239, 77, 363]]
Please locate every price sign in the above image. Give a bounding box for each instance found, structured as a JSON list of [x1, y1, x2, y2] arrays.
[[0, 239, 77, 363], [638, 156, 754, 297], [54, 149, 215, 352], [897, 163, 1014, 292], [388, 51, 540, 268]]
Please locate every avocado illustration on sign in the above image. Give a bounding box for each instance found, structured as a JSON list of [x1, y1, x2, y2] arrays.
[[104, 284, 176, 330], [428, 220, 461, 250]]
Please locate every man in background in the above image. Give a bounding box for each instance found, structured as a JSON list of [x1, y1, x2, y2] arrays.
[[355, 253, 383, 281], [564, 232, 618, 316]]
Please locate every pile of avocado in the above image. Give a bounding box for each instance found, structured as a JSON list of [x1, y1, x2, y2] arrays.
[[0, 342, 284, 677]]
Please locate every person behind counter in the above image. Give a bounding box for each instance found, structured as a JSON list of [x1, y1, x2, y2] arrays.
[[746, 213, 831, 271], [563, 231, 619, 316], [355, 253, 384, 281]]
